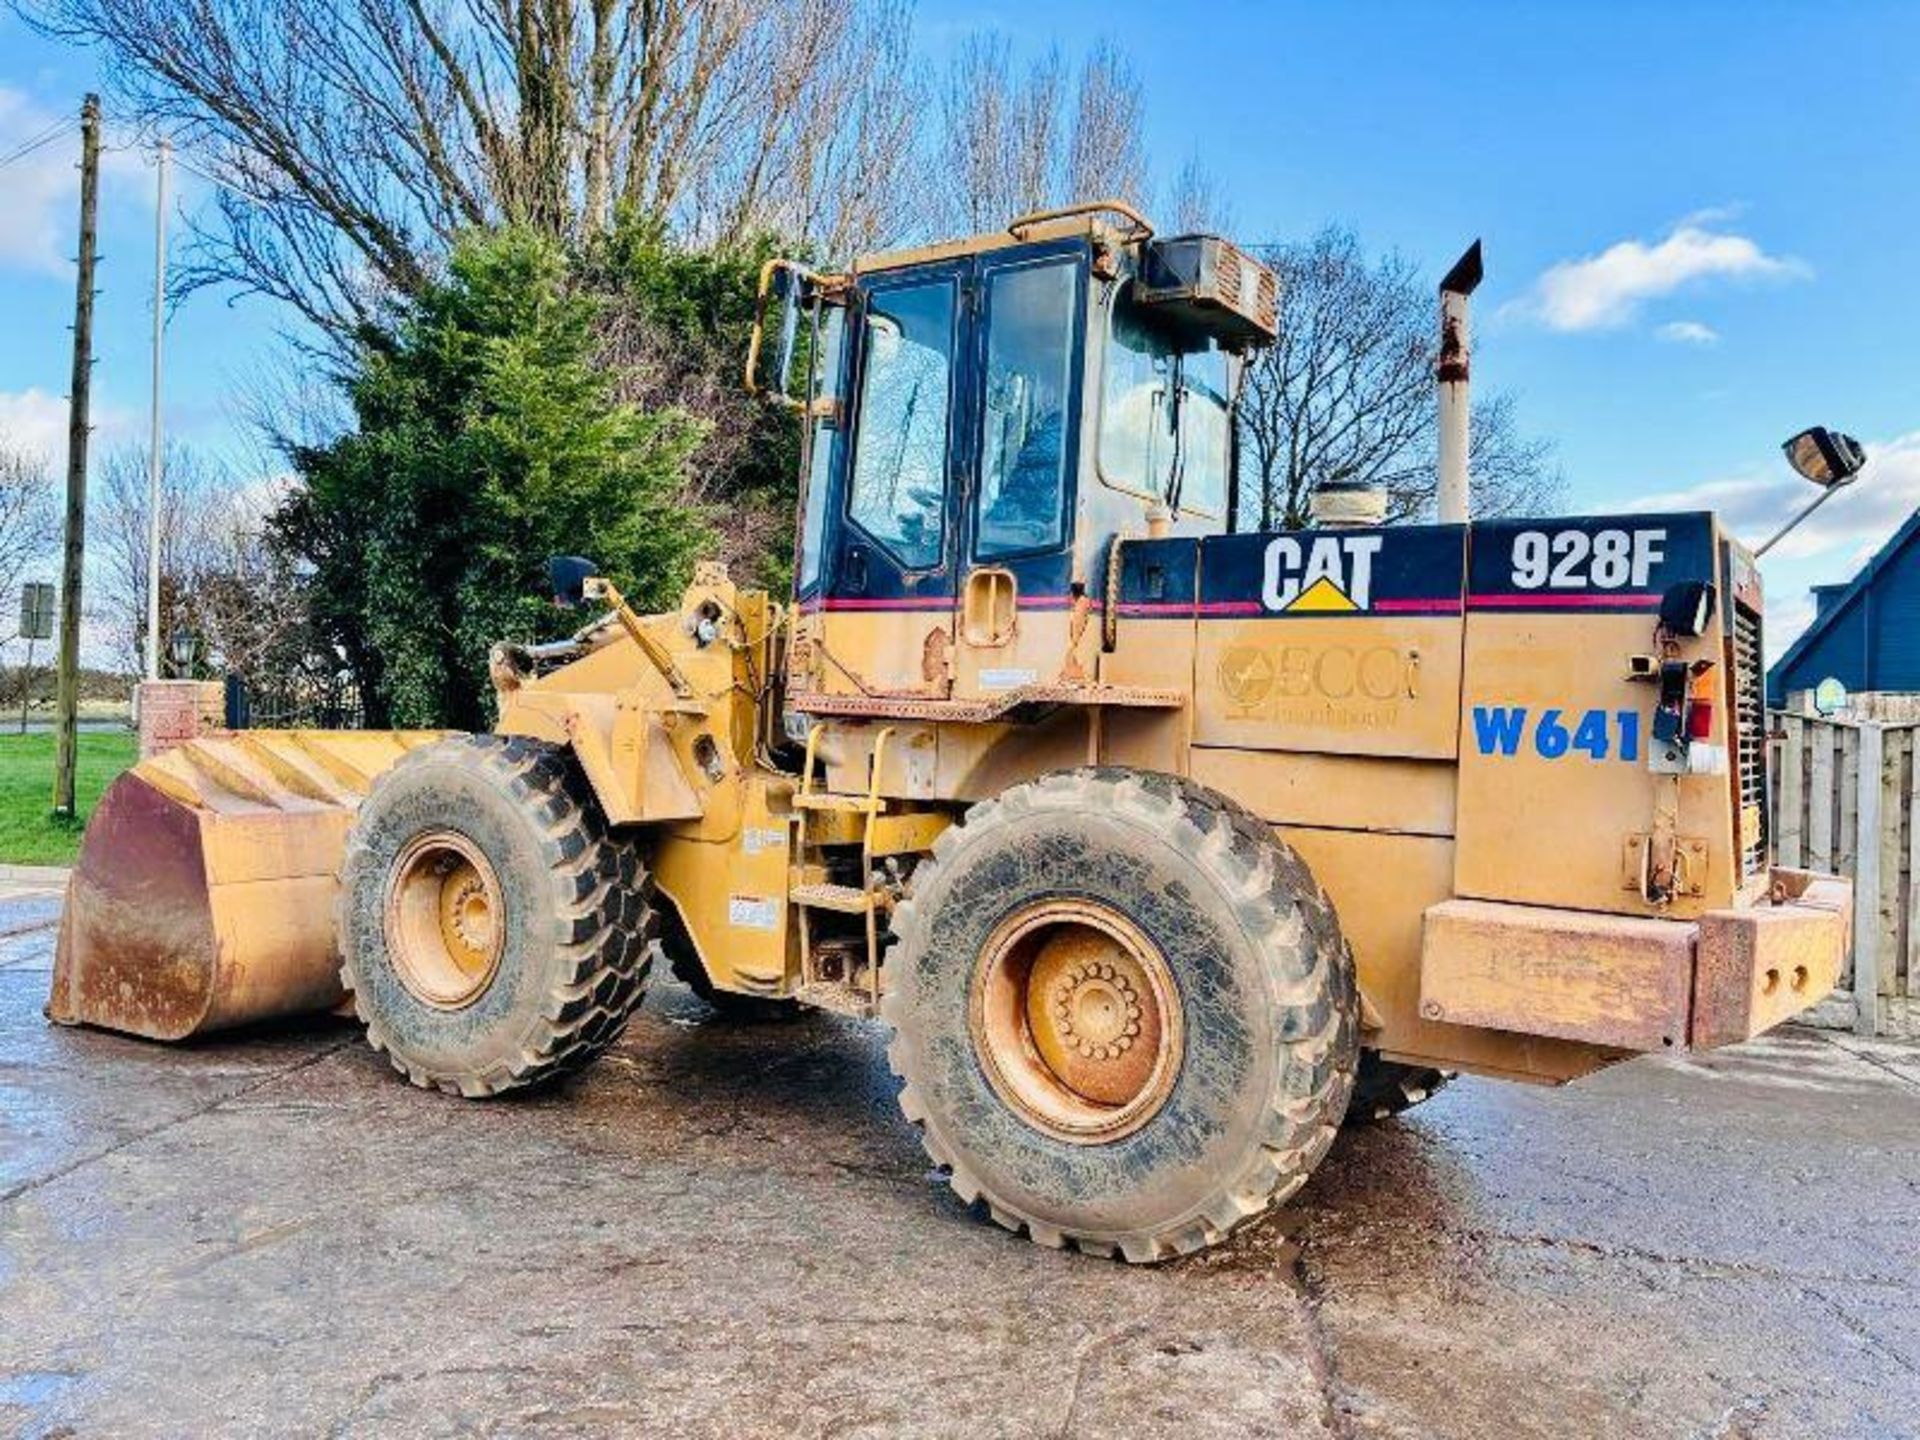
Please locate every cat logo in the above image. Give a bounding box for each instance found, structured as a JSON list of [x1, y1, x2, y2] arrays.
[[1217, 645, 1274, 707], [1262, 534, 1382, 613]]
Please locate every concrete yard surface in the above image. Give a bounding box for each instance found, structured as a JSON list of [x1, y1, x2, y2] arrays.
[[2, 882, 1917, 1438]]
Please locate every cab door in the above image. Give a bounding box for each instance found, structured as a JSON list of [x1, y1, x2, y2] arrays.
[[951, 243, 1088, 699], [818, 261, 968, 696]]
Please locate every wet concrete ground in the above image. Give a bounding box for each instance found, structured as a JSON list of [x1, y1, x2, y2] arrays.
[[3, 881, 1917, 1438]]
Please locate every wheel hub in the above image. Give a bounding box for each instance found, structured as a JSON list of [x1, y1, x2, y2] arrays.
[[971, 900, 1182, 1144], [385, 830, 504, 1009], [1050, 961, 1142, 1059]]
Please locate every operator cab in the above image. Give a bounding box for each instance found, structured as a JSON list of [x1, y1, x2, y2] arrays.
[[751, 202, 1277, 708]]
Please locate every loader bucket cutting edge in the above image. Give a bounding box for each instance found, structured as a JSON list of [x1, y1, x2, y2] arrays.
[[48, 729, 454, 1042]]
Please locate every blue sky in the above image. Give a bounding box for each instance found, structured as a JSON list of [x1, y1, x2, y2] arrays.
[[1, 1, 1916, 657]]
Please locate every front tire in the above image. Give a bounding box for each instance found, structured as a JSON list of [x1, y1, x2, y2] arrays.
[[884, 768, 1357, 1262], [338, 735, 655, 1096]]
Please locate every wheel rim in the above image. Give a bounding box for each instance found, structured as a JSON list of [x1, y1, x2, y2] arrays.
[[385, 830, 504, 1009], [970, 899, 1183, 1144]]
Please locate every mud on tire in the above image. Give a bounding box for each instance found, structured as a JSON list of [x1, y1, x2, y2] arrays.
[[338, 734, 656, 1097], [884, 767, 1358, 1262]]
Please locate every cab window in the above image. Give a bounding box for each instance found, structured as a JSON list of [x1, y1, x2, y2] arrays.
[[796, 304, 847, 594], [1099, 281, 1230, 517], [847, 278, 957, 570], [976, 258, 1078, 557]]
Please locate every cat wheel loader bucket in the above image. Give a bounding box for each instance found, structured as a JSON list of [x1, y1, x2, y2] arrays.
[[47, 730, 449, 1041]]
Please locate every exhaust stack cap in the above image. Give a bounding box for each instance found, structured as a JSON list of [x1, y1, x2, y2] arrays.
[[1440, 240, 1484, 298]]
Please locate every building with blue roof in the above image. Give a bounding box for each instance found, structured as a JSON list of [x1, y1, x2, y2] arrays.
[[1768, 509, 1920, 706]]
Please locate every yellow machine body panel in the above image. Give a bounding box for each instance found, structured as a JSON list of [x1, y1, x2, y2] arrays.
[[775, 509, 1840, 1079], [1453, 608, 1739, 919]]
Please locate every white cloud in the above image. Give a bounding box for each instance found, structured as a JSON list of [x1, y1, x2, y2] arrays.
[[0, 88, 88, 276], [1656, 320, 1719, 345], [1628, 431, 1920, 561], [0, 87, 150, 277], [0, 387, 138, 481], [1515, 220, 1807, 332], [1765, 589, 1816, 657], [0, 387, 69, 464]]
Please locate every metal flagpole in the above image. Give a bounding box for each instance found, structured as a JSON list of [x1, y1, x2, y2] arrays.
[[145, 137, 169, 681]]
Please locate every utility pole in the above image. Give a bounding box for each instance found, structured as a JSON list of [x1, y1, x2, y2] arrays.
[[53, 94, 101, 817], [145, 138, 169, 681]]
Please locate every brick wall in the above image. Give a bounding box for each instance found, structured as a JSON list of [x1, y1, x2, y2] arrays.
[[136, 680, 224, 758]]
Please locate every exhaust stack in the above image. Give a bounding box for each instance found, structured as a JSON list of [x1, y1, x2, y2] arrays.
[[1436, 241, 1483, 525]]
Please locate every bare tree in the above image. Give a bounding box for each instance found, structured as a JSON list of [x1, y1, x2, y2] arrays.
[[926, 31, 1148, 236], [93, 443, 314, 678], [190, 489, 326, 685], [1163, 153, 1229, 234], [1064, 41, 1145, 207], [20, 0, 926, 331], [932, 35, 1063, 234], [94, 442, 214, 673], [1236, 227, 1562, 530], [0, 447, 60, 641]]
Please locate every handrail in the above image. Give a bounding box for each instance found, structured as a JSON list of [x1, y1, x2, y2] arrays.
[[863, 727, 894, 1006], [1007, 198, 1154, 241]]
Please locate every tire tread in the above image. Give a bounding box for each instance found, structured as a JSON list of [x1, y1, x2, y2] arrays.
[[884, 765, 1358, 1263], [337, 735, 655, 1097]]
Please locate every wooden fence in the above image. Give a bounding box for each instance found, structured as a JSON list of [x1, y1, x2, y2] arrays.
[[1771, 713, 1919, 1036]]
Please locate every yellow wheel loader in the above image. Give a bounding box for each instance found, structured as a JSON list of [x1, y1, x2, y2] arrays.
[[51, 203, 1853, 1263]]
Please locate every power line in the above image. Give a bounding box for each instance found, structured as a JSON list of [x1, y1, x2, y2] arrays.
[[172, 156, 274, 214], [0, 119, 80, 172]]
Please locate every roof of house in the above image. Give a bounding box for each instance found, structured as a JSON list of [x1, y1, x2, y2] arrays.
[[1769, 506, 1920, 688]]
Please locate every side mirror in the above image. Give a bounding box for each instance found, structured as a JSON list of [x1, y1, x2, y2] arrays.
[[548, 555, 598, 608], [745, 259, 819, 408], [1782, 427, 1867, 488], [1658, 579, 1717, 638]]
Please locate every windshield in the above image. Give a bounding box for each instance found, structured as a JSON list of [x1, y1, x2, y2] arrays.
[[1099, 281, 1231, 518], [847, 279, 957, 570]]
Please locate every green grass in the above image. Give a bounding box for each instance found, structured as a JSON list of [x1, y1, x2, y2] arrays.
[[0, 731, 139, 866]]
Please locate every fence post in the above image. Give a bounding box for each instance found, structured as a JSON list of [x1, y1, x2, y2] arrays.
[[224, 673, 250, 730], [1809, 724, 1836, 871], [1777, 714, 1804, 867], [1854, 723, 1884, 1036], [1909, 734, 1920, 1003]]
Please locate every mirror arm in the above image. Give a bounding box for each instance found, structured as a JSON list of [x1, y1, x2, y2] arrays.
[[1755, 474, 1856, 558]]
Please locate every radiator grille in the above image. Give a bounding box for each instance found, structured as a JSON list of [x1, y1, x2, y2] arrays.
[[1732, 600, 1768, 881]]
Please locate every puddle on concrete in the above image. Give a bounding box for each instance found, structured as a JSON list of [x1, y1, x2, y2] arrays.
[[0, 1370, 79, 1406]]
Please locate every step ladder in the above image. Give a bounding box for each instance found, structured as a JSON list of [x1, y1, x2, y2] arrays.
[[789, 724, 895, 1016]]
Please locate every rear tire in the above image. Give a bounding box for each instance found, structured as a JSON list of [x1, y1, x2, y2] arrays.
[[1347, 1054, 1453, 1124], [338, 734, 655, 1097], [885, 767, 1357, 1262]]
